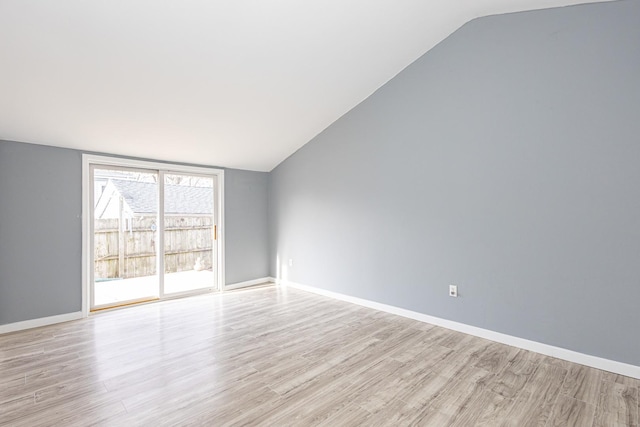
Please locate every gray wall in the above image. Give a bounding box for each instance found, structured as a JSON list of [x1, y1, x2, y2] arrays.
[[0, 141, 82, 324], [0, 139, 270, 325], [224, 169, 270, 284], [269, 0, 640, 366]]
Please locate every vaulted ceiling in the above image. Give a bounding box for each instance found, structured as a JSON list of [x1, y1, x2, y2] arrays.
[[0, 0, 611, 171]]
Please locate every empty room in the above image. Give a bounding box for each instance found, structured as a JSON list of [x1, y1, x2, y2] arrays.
[[1, 0, 639, 425]]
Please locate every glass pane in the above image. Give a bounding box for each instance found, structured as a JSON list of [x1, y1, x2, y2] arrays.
[[93, 168, 159, 307], [163, 173, 216, 294]]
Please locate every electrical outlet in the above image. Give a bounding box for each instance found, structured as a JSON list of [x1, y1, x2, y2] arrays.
[[449, 285, 458, 297], [289, 259, 293, 267]]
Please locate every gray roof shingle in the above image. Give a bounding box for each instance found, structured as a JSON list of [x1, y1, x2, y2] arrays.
[[110, 179, 213, 215]]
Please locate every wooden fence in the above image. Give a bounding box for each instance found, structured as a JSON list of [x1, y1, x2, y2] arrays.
[[94, 216, 213, 279]]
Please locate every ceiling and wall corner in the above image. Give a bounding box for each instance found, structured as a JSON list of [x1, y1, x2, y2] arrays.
[[0, 0, 615, 172], [268, 0, 640, 367]]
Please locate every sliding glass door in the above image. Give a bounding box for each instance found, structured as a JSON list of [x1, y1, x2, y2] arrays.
[[87, 158, 222, 312], [163, 173, 218, 295], [92, 167, 160, 308]]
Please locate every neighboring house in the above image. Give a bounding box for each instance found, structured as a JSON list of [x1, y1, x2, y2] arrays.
[[95, 179, 213, 220]]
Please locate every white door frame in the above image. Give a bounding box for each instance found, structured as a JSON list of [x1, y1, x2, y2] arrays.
[[82, 154, 225, 316]]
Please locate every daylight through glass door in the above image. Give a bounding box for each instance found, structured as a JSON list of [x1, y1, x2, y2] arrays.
[[90, 166, 218, 311], [92, 167, 160, 308], [162, 173, 217, 294]]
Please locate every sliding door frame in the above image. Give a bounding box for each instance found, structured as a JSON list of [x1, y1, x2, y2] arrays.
[[82, 154, 225, 316], [158, 169, 220, 298]]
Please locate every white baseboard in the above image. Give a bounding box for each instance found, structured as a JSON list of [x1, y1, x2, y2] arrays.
[[0, 311, 83, 335], [277, 279, 640, 380], [224, 277, 273, 291]]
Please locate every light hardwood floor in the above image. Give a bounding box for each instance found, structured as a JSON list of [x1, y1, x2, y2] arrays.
[[0, 285, 638, 426]]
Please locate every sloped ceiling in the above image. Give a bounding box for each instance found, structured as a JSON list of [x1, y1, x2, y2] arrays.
[[0, 0, 612, 171]]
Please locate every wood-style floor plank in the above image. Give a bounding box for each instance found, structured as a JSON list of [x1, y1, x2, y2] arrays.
[[0, 284, 638, 426], [594, 380, 639, 427], [548, 395, 596, 426], [561, 364, 604, 405]]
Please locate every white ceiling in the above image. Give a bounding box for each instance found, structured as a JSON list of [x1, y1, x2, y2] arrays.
[[0, 0, 610, 172]]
